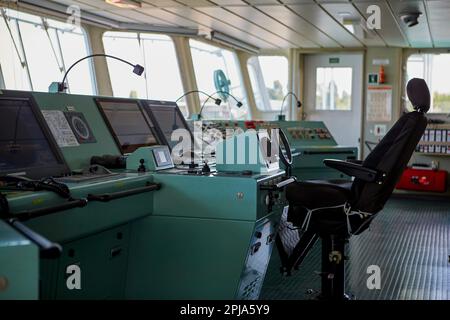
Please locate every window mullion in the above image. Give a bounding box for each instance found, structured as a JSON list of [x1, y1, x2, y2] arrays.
[[13, 19, 33, 91], [54, 29, 70, 93], [1, 9, 33, 90], [138, 33, 149, 99]]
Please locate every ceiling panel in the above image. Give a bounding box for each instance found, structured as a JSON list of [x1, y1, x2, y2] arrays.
[[52, 0, 136, 22], [288, 3, 363, 47], [353, 1, 409, 47], [22, 0, 447, 49], [143, 0, 185, 7], [211, 0, 246, 5], [426, 0, 450, 47], [280, 0, 314, 3], [245, 0, 280, 5], [194, 6, 295, 47], [139, 7, 200, 27], [321, 2, 385, 46], [386, 0, 432, 47], [175, 0, 214, 7], [165, 6, 278, 48], [224, 5, 319, 47], [74, 0, 176, 25], [256, 4, 340, 47]]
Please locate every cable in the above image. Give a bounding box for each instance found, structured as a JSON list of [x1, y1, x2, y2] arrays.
[[0, 176, 71, 199]]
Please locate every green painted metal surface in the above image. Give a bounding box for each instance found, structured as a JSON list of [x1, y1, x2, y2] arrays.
[[0, 221, 39, 300], [42, 224, 131, 300], [0, 91, 346, 300], [127, 215, 255, 299], [31, 92, 121, 171]]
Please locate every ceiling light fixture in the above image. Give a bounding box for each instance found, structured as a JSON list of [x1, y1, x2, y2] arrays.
[[105, 0, 142, 9]]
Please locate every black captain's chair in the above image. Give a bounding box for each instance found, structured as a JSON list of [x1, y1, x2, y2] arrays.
[[281, 78, 430, 300]]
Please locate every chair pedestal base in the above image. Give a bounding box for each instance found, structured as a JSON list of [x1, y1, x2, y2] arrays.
[[319, 234, 348, 300]]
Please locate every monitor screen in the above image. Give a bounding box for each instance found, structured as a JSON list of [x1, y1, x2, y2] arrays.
[[143, 101, 192, 150], [152, 146, 174, 169], [0, 96, 68, 179], [96, 99, 158, 154]]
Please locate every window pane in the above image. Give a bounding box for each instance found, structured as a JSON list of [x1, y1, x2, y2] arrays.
[[102, 32, 146, 99], [0, 17, 30, 90], [103, 32, 187, 116], [19, 21, 62, 92], [189, 39, 247, 119], [58, 28, 95, 95], [406, 53, 450, 113], [247, 56, 288, 111], [316, 67, 352, 111], [0, 8, 94, 94]]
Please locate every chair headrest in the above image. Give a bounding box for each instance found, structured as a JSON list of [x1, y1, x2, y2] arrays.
[[407, 78, 430, 113]]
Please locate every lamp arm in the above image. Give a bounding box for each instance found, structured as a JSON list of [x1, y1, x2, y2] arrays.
[[279, 92, 301, 117], [61, 54, 136, 88]]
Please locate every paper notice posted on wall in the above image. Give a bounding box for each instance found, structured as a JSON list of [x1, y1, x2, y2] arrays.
[[42, 110, 79, 147], [367, 86, 392, 122]]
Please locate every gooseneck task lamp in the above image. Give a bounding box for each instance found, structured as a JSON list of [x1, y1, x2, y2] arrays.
[[49, 54, 144, 93], [175, 90, 222, 121], [278, 92, 302, 121]]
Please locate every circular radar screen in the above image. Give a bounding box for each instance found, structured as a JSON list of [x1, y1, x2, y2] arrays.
[[64, 111, 96, 143]]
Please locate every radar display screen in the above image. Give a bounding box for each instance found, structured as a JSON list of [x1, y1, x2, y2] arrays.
[[143, 101, 192, 150], [0, 95, 69, 179], [96, 98, 158, 154]]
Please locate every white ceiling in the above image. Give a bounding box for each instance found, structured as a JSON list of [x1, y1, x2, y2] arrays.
[[14, 0, 450, 49]]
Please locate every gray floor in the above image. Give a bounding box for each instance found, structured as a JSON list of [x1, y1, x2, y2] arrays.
[[261, 198, 450, 300]]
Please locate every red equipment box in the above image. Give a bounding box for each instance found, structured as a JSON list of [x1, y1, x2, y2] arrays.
[[396, 168, 447, 192]]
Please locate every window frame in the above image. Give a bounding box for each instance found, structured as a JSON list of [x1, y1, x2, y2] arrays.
[[403, 49, 450, 115], [0, 8, 96, 94], [247, 53, 289, 112], [314, 66, 353, 111], [102, 31, 188, 115]]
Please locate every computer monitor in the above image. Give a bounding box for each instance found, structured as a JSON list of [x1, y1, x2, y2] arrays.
[[96, 98, 158, 154], [0, 93, 69, 179], [143, 101, 192, 150]]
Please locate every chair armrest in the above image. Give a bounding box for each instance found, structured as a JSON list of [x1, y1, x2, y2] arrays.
[[346, 159, 363, 165], [323, 159, 385, 183]]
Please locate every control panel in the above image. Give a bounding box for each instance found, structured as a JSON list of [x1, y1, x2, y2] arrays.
[[126, 146, 174, 172], [191, 120, 338, 147], [287, 126, 332, 141]]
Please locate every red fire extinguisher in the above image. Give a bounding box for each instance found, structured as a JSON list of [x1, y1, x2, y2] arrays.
[[379, 65, 386, 84]]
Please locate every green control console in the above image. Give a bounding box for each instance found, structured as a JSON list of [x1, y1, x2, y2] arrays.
[[0, 90, 290, 300], [191, 119, 358, 180]]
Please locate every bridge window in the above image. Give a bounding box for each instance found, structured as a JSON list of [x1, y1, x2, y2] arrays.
[[406, 53, 450, 113], [103, 32, 187, 116], [0, 8, 95, 94], [189, 39, 247, 119], [247, 55, 288, 111], [315, 67, 352, 111]]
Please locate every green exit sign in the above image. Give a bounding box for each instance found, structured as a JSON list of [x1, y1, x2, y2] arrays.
[[329, 57, 340, 64]]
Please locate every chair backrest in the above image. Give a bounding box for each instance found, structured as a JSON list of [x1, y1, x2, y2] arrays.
[[350, 78, 430, 214]]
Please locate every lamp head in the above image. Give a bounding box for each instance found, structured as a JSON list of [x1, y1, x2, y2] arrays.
[[133, 64, 145, 76], [236, 101, 243, 108]]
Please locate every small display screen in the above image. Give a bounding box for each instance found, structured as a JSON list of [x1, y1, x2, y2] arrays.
[[96, 99, 157, 154], [152, 147, 173, 169], [143, 102, 192, 150], [0, 97, 67, 178]]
